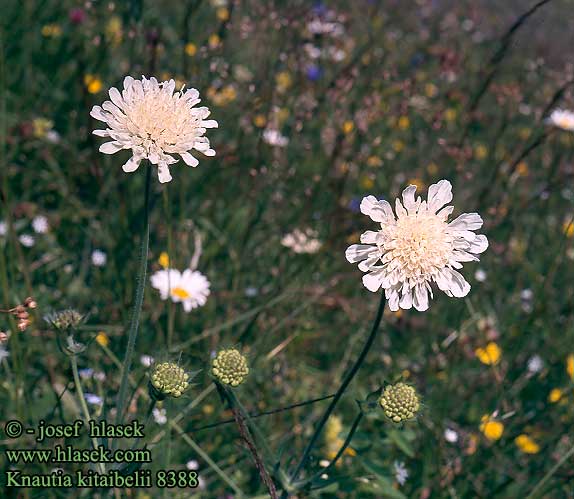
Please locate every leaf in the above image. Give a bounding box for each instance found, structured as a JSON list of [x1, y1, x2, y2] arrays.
[[386, 427, 415, 457]]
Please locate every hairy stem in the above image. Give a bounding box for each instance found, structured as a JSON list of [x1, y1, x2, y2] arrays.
[[71, 356, 105, 474], [115, 163, 152, 433], [286, 293, 386, 490]]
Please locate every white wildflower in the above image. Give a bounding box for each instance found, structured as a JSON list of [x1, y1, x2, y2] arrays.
[[19, 234, 35, 247], [32, 215, 49, 234], [84, 393, 103, 405], [474, 268, 487, 282], [91, 76, 218, 183], [262, 128, 289, 147], [150, 268, 211, 312], [547, 109, 574, 132], [346, 180, 488, 311], [91, 249, 107, 267], [393, 461, 408, 486], [153, 407, 167, 425], [444, 428, 459, 443], [0, 221, 7, 236], [281, 228, 322, 254], [140, 354, 154, 367], [527, 355, 543, 374]]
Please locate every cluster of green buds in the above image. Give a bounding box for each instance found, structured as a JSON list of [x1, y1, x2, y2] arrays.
[[149, 362, 190, 401], [379, 382, 420, 423], [212, 348, 249, 387]]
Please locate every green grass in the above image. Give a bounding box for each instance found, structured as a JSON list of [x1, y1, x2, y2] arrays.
[[1, 0, 573, 497]]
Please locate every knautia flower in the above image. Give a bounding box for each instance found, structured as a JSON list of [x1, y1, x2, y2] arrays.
[[547, 109, 574, 132], [90, 76, 218, 183], [346, 180, 488, 311], [32, 215, 49, 234], [379, 382, 420, 423], [150, 268, 210, 312], [212, 348, 249, 387], [149, 361, 190, 400]]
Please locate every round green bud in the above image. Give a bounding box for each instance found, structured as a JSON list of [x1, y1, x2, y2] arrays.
[[379, 382, 420, 423], [150, 362, 190, 400], [212, 349, 249, 387]]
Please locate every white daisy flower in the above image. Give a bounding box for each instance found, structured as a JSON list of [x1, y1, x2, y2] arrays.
[[32, 215, 49, 234], [281, 228, 322, 254], [90, 76, 218, 183], [346, 180, 488, 311], [91, 249, 107, 267], [527, 354, 543, 374], [19, 234, 35, 247], [150, 268, 211, 312], [547, 109, 574, 132]]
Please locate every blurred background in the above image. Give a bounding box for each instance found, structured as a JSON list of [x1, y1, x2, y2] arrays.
[[1, 0, 574, 497]]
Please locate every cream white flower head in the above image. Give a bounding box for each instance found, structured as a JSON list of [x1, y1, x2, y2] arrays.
[[346, 180, 488, 312], [547, 109, 574, 132], [91, 76, 218, 183], [150, 268, 210, 312]]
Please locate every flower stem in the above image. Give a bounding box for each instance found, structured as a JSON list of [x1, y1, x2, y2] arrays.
[[526, 443, 574, 499], [219, 383, 278, 499], [71, 355, 105, 474], [286, 292, 386, 490], [115, 162, 152, 432], [298, 408, 364, 490]]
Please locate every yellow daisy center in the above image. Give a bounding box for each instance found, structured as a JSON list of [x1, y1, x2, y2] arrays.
[[171, 287, 190, 299]]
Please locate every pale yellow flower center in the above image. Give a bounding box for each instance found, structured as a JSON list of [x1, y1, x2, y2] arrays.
[[384, 212, 452, 280], [171, 287, 190, 300]]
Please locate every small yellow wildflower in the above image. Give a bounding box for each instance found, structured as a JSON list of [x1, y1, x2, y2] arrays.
[[158, 252, 170, 269], [548, 388, 563, 403], [184, 43, 197, 56], [427, 162, 439, 175], [392, 140, 404, 153], [516, 161, 529, 176], [407, 178, 425, 190], [32, 118, 54, 139], [105, 16, 123, 46], [474, 144, 488, 160], [563, 220, 574, 238], [475, 342, 501, 366], [366, 156, 383, 168], [253, 114, 267, 128], [515, 434, 540, 454], [216, 7, 230, 21], [325, 415, 343, 443], [360, 176, 374, 190], [95, 332, 109, 348], [84, 75, 103, 94], [203, 404, 214, 415], [398, 116, 410, 130], [479, 415, 504, 441], [567, 354, 574, 381], [518, 128, 531, 140], [342, 121, 354, 134], [208, 34, 221, 49], [276, 72, 292, 93], [444, 108, 457, 122], [425, 83, 438, 98], [41, 24, 62, 37]]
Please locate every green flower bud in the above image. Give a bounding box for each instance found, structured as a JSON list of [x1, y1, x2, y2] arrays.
[[212, 348, 249, 387], [379, 382, 420, 423], [149, 362, 190, 400], [45, 309, 84, 331]]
